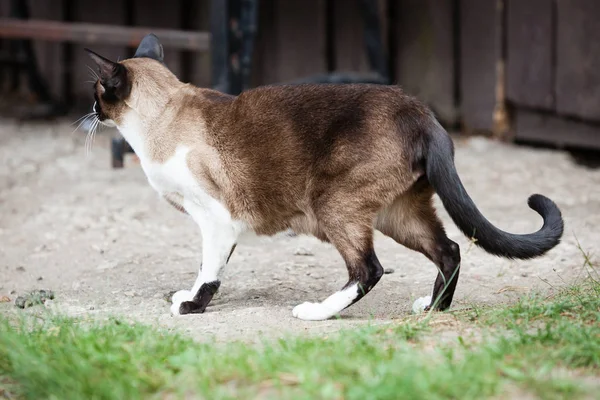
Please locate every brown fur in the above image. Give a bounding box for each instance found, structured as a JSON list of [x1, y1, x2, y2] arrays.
[[90, 51, 462, 315], [100, 58, 435, 244]]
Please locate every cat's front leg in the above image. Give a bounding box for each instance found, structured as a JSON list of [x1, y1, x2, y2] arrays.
[[170, 198, 242, 316]]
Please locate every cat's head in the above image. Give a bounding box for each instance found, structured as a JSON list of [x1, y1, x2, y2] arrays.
[[85, 34, 177, 127]]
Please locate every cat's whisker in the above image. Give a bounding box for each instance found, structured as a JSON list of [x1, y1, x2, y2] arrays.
[[83, 115, 99, 156], [84, 131, 90, 156], [84, 123, 91, 154], [85, 122, 94, 156], [86, 118, 100, 156], [95, 120, 105, 135], [71, 112, 94, 127], [91, 119, 99, 151], [71, 114, 95, 136], [88, 70, 101, 84], [87, 65, 100, 81]]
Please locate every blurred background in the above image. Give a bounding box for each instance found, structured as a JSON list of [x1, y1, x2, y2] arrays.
[[1, 0, 600, 161]]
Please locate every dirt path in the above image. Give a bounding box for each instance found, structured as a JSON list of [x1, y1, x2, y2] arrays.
[[1, 119, 598, 341]]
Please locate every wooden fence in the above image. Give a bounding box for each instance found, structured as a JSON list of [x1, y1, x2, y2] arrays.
[[1, 0, 600, 150]]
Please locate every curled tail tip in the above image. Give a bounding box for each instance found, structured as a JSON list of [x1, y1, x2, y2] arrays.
[[528, 193, 557, 211], [527, 193, 565, 243], [527, 194, 563, 220]]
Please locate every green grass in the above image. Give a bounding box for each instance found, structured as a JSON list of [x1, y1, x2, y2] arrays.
[[1, 281, 599, 400]]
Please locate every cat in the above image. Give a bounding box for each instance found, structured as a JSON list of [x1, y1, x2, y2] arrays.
[[84, 34, 564, 321]]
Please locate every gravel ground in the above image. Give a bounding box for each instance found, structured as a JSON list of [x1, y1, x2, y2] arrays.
[[1, 118, 598, 341]]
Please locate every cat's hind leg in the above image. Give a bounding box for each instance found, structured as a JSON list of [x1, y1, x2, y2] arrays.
[[376, 189, 461, 312], [292, 209, 384, 321], [171, 198, 242, 315]]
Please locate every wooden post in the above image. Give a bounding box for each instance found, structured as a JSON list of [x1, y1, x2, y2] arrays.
[[492, 0, 510, 139]]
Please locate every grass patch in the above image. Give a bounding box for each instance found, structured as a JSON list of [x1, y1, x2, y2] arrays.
[[1, 282, 599, 399]]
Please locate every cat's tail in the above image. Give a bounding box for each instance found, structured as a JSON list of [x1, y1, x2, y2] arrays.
[[424, 120, 564, 259]]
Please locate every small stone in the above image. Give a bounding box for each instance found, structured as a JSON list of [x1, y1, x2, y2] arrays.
[[14, 289, 55, 309], [38, 289, 55, 300], [521, 272, 528, 277], [384, 268, 395, 274], [124, 290, 136, 297], [0, 296, 11, 303], [16, 266, 25, 272], [15, 296, 28, 309], [294, 247, 314, 256], [37, 276, 43, 281], [89, 306, 95, 310]]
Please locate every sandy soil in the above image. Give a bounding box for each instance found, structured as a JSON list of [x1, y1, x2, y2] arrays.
[[1, 118, 598, 341]]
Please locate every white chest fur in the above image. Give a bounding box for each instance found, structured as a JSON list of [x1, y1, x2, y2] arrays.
[[116, 113, 227, 214], [142, 146, 235, 220], [142, 146, 194, 197]]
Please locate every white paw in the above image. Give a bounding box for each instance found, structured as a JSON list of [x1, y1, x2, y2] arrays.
[[412, 295, 432, 314], [170, 290, 194, 316], [292, 302, 336, 321]]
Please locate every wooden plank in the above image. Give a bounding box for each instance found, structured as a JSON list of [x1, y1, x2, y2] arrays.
[[251, 0, 276, 86], [0, 18, 210, 50], [253, 0, 327, 85], [460, 0, 498, 131], [0, 0, 8, 17], [276, 0, 327, 82], [556, 0, 600, 121], [332, 0, 389, 75], [188, 1, 211, 88], [29, 2, 63, 100], [132, 0, 182, 79], [394, 0, 456, 124], [515, 109, 600, 150], [0, 0, 11, 91], [506, 0, 553, 110], [71, 0, 127, 108], [332, 0, 370, 73]]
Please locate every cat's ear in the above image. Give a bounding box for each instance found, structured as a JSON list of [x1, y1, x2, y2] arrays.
[[84, 48, 129, 99], [85, 48, 119, 79], [134, 33, 164, 63]]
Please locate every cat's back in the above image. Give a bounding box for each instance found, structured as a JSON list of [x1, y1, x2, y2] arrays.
[[225, 83, 428, 151], [235, 83, 411, 111], [232, 83, 428, 132]]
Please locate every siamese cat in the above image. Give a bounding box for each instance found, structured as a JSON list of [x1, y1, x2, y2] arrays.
[[83, 34, 563, 321]]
